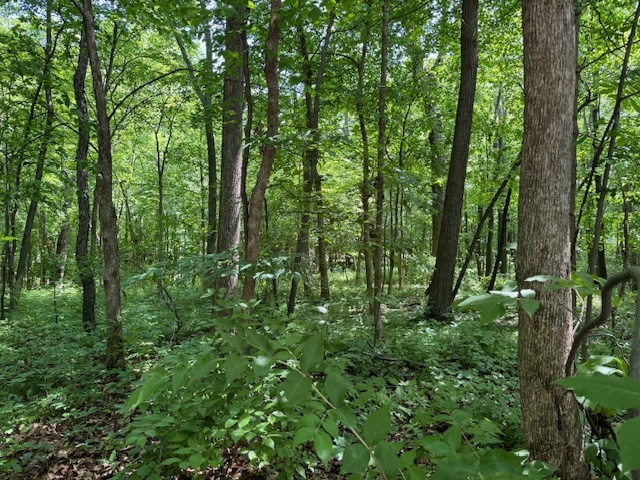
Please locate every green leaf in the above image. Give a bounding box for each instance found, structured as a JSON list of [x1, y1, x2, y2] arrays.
[[128, 375, 167, 410], [253, 355, 274, 377], [341, 443, 370, 474], [443, 426, 462, 451], [520, 298, 540, 318], [301, 333, 325, 373], [246, 329, 273, 354], [617, 416, 640, 471], [322, 417, 339, 438], [431, 452, 480, 479], [293, 426, 316, 447], [324, 370, 349, 405], [281, 371, 312, 405], [363, 406, 391, 446], [225, 353, 248, 385], [374, 441, 400, 477], [314, 431, 334, 466], [557, 373, 640, 409]]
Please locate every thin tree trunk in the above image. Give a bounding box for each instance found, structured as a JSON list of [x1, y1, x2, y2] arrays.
[[355, 4, 373, 292], [243, 0, 281, 301], [316, 174, 330, 300], [518, 1, 587, 477], [287, 12, 336, 314], [426, 0, 478, 318], [487, 187, 511, 291], [372, 0, 389, 346], [74, 28, 96, 332], [429, 112, 446, 257], [80, 0, 124, 370]]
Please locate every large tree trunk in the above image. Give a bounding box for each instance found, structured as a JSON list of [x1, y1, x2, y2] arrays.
[[426, 0, 478, 318], [517, 1, 587, 477], [216, 1, 247, 298], [81, 0, 124, 370], [242, 0, 281, 301]]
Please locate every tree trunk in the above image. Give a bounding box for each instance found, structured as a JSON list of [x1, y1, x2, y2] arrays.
[[426, 0, 478, 318], [429, 112, 446, 257], [517, 1, 587, 477], [487, 187, 511, 291], [316, 175, 330, 300], [287, 13, 336, 314], [216, 1, 247, 298], [81, 0, 124, 370], [242, 0, 281, 301], [74, 28, 96, 333], [372, 0, 389, 346], [356, 4, 373, 292]]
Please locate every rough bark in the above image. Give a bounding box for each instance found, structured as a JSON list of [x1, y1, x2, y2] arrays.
[[242, 0, 281, 301], [426, 0, 478, 317], [216, 1, 247, 297], [517, 1, 587, 477], [80, 0, 124, 370]]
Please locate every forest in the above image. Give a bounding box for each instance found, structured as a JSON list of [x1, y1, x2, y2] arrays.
[[2, 0, 640, 478]]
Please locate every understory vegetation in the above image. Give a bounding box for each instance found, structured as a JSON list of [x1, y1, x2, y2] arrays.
[[1, 269, 638, 479]]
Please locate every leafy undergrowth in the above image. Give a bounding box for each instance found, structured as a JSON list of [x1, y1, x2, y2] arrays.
[[0, 278, 556, 479]]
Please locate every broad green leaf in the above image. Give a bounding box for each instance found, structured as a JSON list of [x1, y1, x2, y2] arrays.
[[322, 417, 339, 438], [220, 331, 245, 354], [557, 373, 640, 410], [363, 406, 391, 446], [301, 333, 325, 373], [128, 375, 167, 410], [431, 452, 480, 479], [617, 416, 640, 471], [374, 441, 400, 477], [313, 430, 333, 466], [281, 371, 312, 405], [520, 298, 540, 319], [443, 425, 462, 451], [252, 355, 274, 377], [293, 426, 315, 447], [478, 448, 527, 478], [337, 405, 358, 428], [324, 370, 349, 405], [225, 353, 248, 385], [246, 329, 273, 354], [341, 443, 370, 474]]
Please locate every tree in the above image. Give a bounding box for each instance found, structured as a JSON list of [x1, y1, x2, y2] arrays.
[[73, 29, 96, 332], [216, 0, 247, 298], [242, 0, 281, 302], [78, 0, 124, 370], [426, 0, 478, 318], [517, 0, 588, 477]]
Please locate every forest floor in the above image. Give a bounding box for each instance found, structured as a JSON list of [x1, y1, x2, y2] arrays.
[[3, 276, 619, 479]]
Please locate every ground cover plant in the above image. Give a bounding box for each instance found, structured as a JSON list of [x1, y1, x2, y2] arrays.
[[1, 272, 639, 479]]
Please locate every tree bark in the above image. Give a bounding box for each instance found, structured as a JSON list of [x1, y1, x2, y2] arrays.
[[287, 12, 336, 314], [372, 0, 389, 346], [80, 0, 124, 370], [216, 1, 247, 298], [517, 1, 587, 477], [426, 0, 478, 318], [242, 0, 281, 301]]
